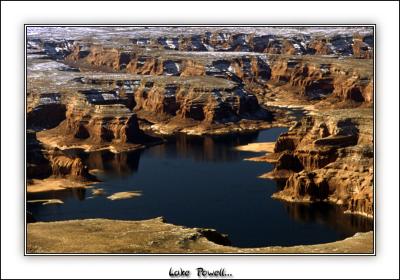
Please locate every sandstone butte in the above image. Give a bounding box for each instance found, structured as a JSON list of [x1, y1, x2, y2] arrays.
[[26, 27, 374, 254]]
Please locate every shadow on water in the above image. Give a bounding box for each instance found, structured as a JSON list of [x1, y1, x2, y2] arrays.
[[27, 127, 373, 248], [281, 202, 373, 240], [28, 188, 87, 201]]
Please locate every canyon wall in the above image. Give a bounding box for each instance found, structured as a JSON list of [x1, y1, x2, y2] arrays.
[[268, 56, 373, 105], [27, 27, 374, 219], [267, 109, 373, 217]]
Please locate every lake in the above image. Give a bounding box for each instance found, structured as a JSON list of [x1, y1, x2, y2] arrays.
[[27, 127, 373, 247]]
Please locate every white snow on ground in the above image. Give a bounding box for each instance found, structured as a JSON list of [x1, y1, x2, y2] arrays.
[[101, 93, 118, 100], [27, 26, 373, 42], [168, 51, 267, 58], [27, 60, 67, 72]]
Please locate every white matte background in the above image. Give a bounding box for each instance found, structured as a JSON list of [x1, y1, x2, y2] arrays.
[[1, 1, 399, 279]]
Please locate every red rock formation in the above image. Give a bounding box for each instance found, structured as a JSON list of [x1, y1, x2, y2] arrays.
[[27, 131, 52, 179], [268, 56, 373, 105], [180, 60, 206, 77], [352, 34, 373, 59], [36, 93, 150, 153], [133, 79, 267, 125], [49, 152, 91, 180], [307, 38, 333, 55], [62, 101, 143, 144], [332, 75, 373, 103], [85, 46, 120, 70], [27, 131, 94, 181], [126, 56, 164, 75], [134, 82, 179, 116], [268, 109, 373, 217]]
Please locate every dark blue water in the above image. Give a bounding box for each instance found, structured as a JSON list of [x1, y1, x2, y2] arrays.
[[27, 127, 373, 247]]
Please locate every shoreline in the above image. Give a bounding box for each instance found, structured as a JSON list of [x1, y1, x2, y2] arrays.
[[27, 218, 373, 254], [235, 142, 276, 153], [27, 178, 96, 193]]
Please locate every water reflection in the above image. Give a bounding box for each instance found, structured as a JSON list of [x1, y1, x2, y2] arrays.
[[282, 202, 373, 238], [81, 131, 269, 177], [27, 187, 86, 202], [84, 150, 141, 176], [149, 132, 262, 163], [27, 127, 373, 248], [62, 148, 142, 177]]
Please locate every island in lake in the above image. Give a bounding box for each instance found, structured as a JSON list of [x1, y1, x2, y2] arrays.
[[26, 26, 374, 254]]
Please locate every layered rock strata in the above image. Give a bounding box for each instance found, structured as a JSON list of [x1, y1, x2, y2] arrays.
[[265, 108, 373, 217], [128, 30, 374, 58], [36, 92, 151, 153], [26, 27, 374, 252], [27, 93, 66, 130], [28, 27, 374, 59], [266, 55, 373, 106]]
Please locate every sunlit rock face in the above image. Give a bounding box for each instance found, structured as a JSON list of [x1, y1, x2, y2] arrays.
[[132, 79, 270, 124], [269, 109, 373, 218], [26, 26, 374, 224], [26, 25, 374, 146], [123, 28, 373, 57], [35, 89, 150, 153]]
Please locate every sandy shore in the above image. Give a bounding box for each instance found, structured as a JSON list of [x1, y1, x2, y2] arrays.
[[235, 142, 275, 153], [27, 178, 94, 193]]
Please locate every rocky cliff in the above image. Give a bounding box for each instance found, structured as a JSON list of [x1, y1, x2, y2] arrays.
[[127, 30, 374, 58], [48, 150, 93, 180], [27, 93, 66, 130], [65, 40, 373, 112], [27, 130, 93, 182], [63, 46, 275, 134], [26, 26, 374, 253], [266, 108, 373, 217], [66, 45, 271, 84], [267, 55, 373, 106], [133, 77, 268, 124], [36, 92, 152, 153], [27, 131, 52, 179]]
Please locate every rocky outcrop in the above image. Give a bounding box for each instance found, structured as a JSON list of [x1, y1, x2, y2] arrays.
[[27, 218, 373, 254], [63, 105, 142, 144], [36, 91, 153, 153], [133, 78, 269, 125], [26, 27, 375, 254], [267, 55, 373, 105], [63, 38, 373, 115], [267, 109, 373, 218], [48, 151, 93, 180], [180, 60, 206, 76], [66, 45, 271, 84], [332, 75, 373, 104], [63, 44, 274, 131], [269, 57, 333, 96], [27, 131, 93, 182], [352, 34, 374, 59], [307, 38, 333, 55], [27, 131, 52, 179], [27, 93, 66, 130], [125, 30, 373, 58]]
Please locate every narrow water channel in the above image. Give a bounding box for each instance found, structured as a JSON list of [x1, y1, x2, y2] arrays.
[[27, 127, 373, 247]]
